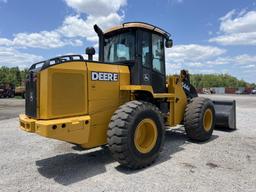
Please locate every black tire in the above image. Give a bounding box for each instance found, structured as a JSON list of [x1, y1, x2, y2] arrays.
[[107, 100, 165, 169], [184, 97, 215, 141]]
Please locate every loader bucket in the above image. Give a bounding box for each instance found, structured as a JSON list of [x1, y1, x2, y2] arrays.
[[213, 100, 236, 130]]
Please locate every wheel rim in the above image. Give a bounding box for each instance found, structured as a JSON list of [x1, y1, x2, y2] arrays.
[[134, 118, 158, 154], [203, 108, 213, 132]]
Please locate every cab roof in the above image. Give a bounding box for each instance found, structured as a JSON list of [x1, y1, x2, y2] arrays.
[[104, 22, 171, 39]]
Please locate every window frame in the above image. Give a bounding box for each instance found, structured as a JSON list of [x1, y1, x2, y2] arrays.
[[141, 30, 152, 69], [151, 33, 165, 75]]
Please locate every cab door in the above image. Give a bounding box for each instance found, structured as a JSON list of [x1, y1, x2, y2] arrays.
[[139, 30, 152, 87], [139, 30, 166, 93], [151, 33, 166, 93]]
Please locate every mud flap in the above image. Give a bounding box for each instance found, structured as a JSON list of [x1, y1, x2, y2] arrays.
[[213, 100, 236, 130]]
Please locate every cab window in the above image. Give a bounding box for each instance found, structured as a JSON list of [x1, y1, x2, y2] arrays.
[[152, 34, 164, 73], [104, 31, 135, 62], [141, 31, 151, 67]]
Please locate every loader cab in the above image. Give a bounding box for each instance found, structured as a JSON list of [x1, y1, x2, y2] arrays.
[[95, 22, 173, 93]]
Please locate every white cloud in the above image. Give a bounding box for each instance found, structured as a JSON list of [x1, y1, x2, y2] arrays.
[[0, 38, 12, 46], [187, 62, 205, 67], [219, 10, 256, 34], [210, 10, 256, 45], [0, 11, 123, 49], [219, 9, 236, 23], [0, 47, 43, 68], [0, 0, 127, 69], [210, 32, 256, 45], [165, 44, 226, 74], [189, 69, 217, 74], [206, 54, 256, 67], [12, 31, 65, 48], [165, 43, 256, 81], [0, 0, 7, 3], [61, 0, 126, 42], [16, 31, 82, 48], [65, 0, 127, 16], [225, 54, 256, 65], [0, 31, 83, 49], [166, 44, 226, 63], [169, 0, 183, 4], [0, 0, 126, 49], [58, 13, 123, 42], [242, 64, 255, 69]]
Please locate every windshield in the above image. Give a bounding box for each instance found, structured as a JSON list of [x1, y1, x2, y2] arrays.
[[104, 31, 135, 63]]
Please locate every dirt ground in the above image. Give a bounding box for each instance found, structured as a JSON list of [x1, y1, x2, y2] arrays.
[[0, 95, 256, 192]]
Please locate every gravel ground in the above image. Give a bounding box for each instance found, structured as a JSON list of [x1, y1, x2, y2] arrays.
[[0, 95, 256, 192], [0, 99, 24, 120]]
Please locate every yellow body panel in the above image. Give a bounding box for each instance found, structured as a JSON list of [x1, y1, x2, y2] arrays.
[[153, 93, 175, 98], [167, 76, 188, 126], [120, 85, 154, 94], [83, 62, 130, 148], [39, 61, 88, 119], [20, 114, 90, 144], [19, 114, 36, 132]]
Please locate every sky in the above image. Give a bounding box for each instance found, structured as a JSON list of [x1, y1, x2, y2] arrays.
[[0, 0, 256, 83]]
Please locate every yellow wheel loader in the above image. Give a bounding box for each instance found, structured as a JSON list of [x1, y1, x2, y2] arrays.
[[19, 22, 236, 169]]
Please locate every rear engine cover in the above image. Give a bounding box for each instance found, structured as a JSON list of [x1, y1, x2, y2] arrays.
[[39, 61, 88, 119]]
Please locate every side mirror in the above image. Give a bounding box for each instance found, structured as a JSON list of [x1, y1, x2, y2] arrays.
[[165, 39, 173, 48]]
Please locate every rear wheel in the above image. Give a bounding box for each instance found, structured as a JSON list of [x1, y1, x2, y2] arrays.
[[107, 100, 165, 169], [184, 97, 215, 141]]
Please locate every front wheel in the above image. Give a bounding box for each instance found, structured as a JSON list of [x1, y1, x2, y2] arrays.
[[107, 100, 165, 169], [184, 97, 215, 141]]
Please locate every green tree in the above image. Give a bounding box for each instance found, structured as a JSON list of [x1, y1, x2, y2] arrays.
[[0, 67, 28, 86], [189, 73, 254, 88]]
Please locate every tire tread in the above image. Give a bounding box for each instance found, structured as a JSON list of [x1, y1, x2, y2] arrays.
[[107, 100, 164, 169]]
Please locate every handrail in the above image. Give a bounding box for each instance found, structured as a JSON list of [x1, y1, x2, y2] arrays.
[[29, 55, 84, 71]]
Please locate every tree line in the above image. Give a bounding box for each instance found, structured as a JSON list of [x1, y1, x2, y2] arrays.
[[0, 67, 28, 86], [0, 66, 255, 88], [190, 74, 255, 88]]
